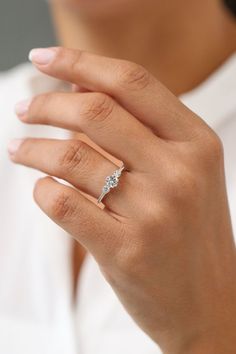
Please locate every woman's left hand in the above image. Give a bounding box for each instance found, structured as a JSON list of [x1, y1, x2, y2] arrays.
[[9, 47, 236, 354]]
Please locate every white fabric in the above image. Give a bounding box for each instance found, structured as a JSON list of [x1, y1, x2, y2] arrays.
[[0, 53, 236, 353]]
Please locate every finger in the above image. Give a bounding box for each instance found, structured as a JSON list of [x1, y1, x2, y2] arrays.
[[9, 137, 134, 213], [72, 83, 89, 93], [33, 176, 122, 265], [16, 91, 157, 171], [29, 47, 205, 140]]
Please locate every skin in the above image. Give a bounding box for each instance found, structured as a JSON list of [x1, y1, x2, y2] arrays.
[[50, 0, 236, 94], [7, 0, 236, 353]]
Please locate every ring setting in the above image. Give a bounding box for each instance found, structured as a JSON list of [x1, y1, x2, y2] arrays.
[[97, 164, 125, 204]]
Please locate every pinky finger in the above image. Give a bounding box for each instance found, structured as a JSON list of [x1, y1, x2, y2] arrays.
[[33, 176, 122, 264]]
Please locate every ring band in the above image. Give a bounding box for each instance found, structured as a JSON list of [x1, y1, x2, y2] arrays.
[[97, 163, 125, 204]]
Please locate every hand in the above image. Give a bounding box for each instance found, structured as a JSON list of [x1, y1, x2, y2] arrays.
[[9, 47, 236, 354]]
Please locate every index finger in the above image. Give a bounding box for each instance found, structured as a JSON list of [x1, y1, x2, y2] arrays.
[[29, 47, 206, 141]]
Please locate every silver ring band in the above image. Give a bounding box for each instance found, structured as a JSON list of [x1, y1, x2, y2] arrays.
[[97, 163, 125, 204]]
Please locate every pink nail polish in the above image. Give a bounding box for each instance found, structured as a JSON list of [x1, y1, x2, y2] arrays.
[[14, 98, 32, 117], [7, 139, 24, 155], [28, 48, 56, 65]]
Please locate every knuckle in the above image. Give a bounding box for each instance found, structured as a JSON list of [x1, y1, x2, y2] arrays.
[[141, 202, 168, 238], [33, 177, 77, 221], [192, 129, 224, 172], [80, 93, 115, 124], [50, 190, 76, 221], [70, 50, 83, 76], [203, 131, 224, 164], [166, 164, 199, 206], [117, 62, 151, 90], [58, 140, 87, 173]]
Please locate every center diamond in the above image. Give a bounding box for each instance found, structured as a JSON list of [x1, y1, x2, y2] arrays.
[[106, 174, 119, 188]]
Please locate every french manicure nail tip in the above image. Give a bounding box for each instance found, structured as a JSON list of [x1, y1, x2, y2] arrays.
[[14, 98, 32, 116], [28, 48, 56, 65], [8, 139, 24, 155]]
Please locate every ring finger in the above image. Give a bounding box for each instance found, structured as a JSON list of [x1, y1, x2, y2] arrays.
[[8, 137, 134, 214]]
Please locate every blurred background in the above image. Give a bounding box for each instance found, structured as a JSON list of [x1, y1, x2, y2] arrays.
[[0, 0, 56, 71], [0, 0, 235, 72]]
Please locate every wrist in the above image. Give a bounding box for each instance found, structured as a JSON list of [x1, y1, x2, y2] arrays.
[[177, 329, 236, 354]]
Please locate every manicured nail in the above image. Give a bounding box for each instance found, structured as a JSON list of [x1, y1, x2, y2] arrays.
[[14, 98, 32, 117], [8, 139, 24, 155], [28, 48, 56, 65]]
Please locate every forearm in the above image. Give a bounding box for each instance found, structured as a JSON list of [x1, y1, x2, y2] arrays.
[[168, 327, 236, 354], [183, 339, 236, 354]]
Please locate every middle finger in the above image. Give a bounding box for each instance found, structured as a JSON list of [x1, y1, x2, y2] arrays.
[[8, 137, 135, 213], [15, 92, 158, 171]]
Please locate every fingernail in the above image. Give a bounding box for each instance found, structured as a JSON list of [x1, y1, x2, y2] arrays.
[[14, 98, 32, 117], [8, 139, 24, 155], [28, 48, 56, 65]]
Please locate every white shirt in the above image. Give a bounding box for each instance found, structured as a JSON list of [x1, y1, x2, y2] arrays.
[[0, 54, 236, 354]]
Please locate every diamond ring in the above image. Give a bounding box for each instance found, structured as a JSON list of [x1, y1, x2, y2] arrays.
[[97, 164, 125, 204]]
